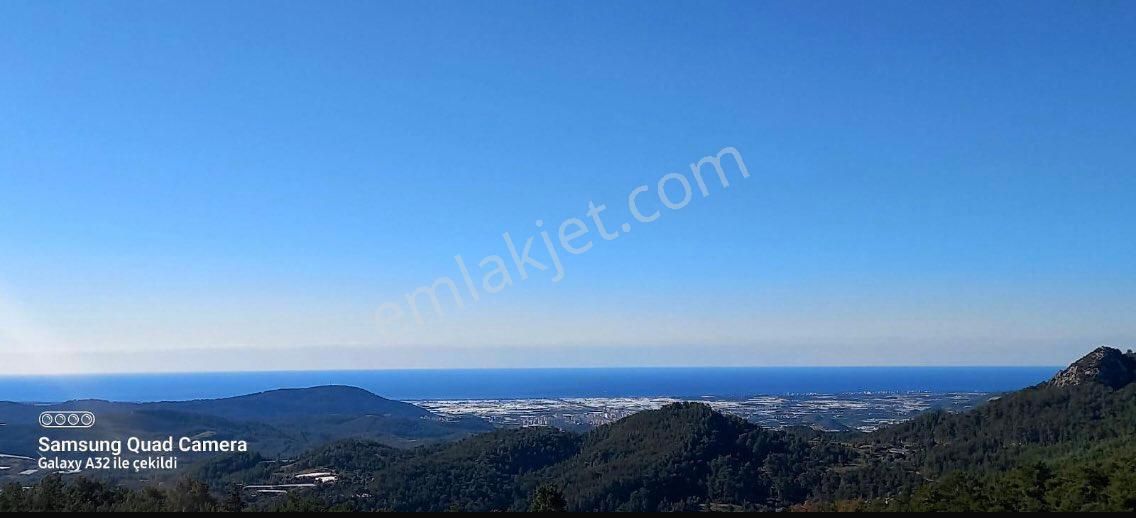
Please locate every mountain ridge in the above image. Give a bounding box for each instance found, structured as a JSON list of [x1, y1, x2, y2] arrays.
[[226, 345, 1136, 511], [4, 346, 1134, 511], [1047, 346, 1136, 389], [145, 384, 432, 421], [0, 385, 488, 458]]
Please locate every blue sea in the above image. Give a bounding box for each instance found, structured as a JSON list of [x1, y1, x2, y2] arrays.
[[0, 367, 1059, 403]]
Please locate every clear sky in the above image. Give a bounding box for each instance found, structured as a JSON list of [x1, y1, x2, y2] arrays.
[[1, 1, 1134, 374]]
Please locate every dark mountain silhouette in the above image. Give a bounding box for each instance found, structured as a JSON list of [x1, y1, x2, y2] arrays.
[[0, 386, 487, 457], [146, 385, 432, 421]]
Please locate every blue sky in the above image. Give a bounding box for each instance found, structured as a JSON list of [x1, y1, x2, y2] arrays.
[[1, 1, 1134, 374]]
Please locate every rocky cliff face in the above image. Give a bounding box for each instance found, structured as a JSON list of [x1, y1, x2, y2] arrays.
[[1048, 346, 1136, 389]]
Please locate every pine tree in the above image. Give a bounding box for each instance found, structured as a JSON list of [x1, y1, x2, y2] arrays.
[[222, 484, 244, 512], [530, 485, 568, 512]]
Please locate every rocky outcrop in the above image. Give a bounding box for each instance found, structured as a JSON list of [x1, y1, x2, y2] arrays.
[[1048, 346, 1136, 389]]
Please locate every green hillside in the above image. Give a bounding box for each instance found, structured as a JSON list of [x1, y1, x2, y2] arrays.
[[3, 347, 1134, 512]]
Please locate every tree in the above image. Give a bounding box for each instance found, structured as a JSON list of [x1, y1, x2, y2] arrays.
[[222, 484, 244, 512], [34, 475, 65, 512], [0, 482, 28, 512], [167, 478, 217, 512], [530, 485, 567, 512]]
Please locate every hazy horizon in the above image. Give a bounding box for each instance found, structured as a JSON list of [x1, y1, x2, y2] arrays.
[[0, 342, 1094, 376], [0, 364, 1062, 404]]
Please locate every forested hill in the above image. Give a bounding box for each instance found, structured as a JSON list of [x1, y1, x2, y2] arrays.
[[242, 403, 858, 511], [3, 347, 1135, 512], [229, 346, 1136, 512], [837, 346, 1136, 511], [864, 347, 1136, 470]]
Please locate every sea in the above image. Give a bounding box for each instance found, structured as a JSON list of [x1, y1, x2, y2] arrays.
[[0, 366, 1059, 403]]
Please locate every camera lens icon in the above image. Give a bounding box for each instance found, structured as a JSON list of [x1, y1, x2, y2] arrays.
[[38, 411, 95, 429]]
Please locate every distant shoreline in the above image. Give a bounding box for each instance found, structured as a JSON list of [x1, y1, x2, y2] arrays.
[[0, 366, 1059, 403]]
